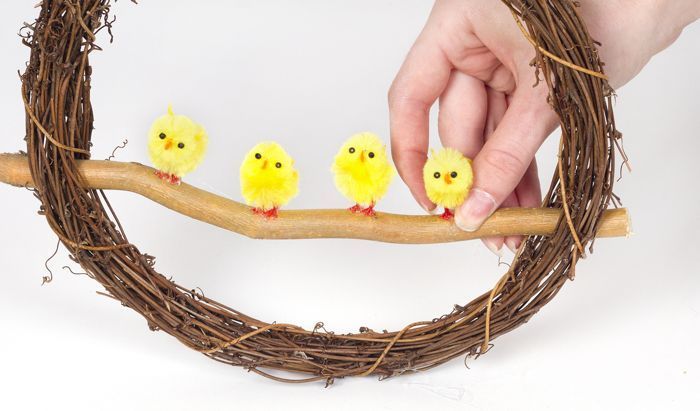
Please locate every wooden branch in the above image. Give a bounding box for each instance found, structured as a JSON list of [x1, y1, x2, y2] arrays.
[[0, 153, 630, 244]]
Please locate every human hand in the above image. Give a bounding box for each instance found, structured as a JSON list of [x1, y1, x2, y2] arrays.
[[388, 0, 699, 255]]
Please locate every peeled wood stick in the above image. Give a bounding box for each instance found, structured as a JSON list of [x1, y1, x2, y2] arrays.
[[0, 153, 630, 243]]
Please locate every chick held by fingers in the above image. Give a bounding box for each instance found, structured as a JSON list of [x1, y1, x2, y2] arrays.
[[148, 105, 208, 185], [240, 142, 299, 219], [332, 132, 395, 217], [423, 148, 473, 220]]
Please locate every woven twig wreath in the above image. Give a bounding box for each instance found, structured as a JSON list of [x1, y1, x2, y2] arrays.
[[18, 0, 620, 384]]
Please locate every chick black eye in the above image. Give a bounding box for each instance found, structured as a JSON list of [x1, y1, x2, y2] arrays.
[[433, 172, 441, 179], [159, 133, 166, 139], [178, 142, 185, 149], [368, 152, 375, 159], [349, 147, 355, 154], [275, 162, 282, 168], [255, 153, 262, 159], [450, 171, 457, 178]]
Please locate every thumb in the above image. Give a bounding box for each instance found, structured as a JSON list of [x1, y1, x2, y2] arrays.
[[455, 87, 559, 232]]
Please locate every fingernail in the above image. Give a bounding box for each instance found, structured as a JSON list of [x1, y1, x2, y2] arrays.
[[505, 238, 521, 254], [455, 189, 497, 232], [422, 203, 439, 215], [482, 238, 503, 258]]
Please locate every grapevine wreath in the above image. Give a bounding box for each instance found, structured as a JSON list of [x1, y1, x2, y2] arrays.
[[0, 0, 632, 384]]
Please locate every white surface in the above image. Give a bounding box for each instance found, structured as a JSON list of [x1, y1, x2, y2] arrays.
[[0, 1, 698, 410]]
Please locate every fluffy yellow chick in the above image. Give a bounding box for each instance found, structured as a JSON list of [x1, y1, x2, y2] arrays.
[[240, 142, 299, 219], [332, 132, 394, 216], [423, 148, 474, 220], [148, 105, 208, 185]]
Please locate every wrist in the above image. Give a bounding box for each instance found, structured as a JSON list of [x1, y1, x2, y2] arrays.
[[651, 0, 700, 30], [629, 0, 697, 56], [675, 0, 700, 26]]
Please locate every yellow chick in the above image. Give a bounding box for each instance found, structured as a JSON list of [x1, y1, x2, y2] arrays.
[[423, 147, 474, 220], [148, 105, 208, 185], [240, 142, 299, 219], [332, 132, 394, 216]]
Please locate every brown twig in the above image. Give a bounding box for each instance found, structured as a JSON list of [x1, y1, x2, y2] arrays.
[[0, 153, 631, 242]]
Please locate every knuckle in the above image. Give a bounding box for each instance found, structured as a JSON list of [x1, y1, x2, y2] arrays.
[[387, 82, 403, 109], [481, 148, 527, 178], [390, 144, 401, 162], [389, 145, 407, 163], [387, 85, 428, 115], [387, 83, 397, 104]]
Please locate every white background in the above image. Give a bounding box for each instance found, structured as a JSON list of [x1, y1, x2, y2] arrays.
[[1, 1, 698, 410]]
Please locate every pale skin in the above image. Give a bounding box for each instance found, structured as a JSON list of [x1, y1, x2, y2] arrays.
[[389, 0, 700, 255]]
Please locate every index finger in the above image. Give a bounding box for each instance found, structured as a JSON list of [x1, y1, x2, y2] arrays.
[[388, 37, 452, 212]]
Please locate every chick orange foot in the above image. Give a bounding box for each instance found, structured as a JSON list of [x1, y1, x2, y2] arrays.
[[348, 204, 362, 213], [154, 170, 181, 185], [348, 204, 376, 217], [252, 207, 279, 219], [360, 205, 376, 217], [441, 208, 455, 220]]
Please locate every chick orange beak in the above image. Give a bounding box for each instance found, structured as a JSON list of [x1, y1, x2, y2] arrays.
[[360, 151, 365, 163], [164, 140, 173, 150], [444, 174, 452, 185], [262, 159, 269, 170]]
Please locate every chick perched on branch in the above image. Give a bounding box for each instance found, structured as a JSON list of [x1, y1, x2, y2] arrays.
[[423, 148, 473, 220], [148, 105, 208, 185], [240, 142, 299, 219], [332, 132, 394, 217]]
